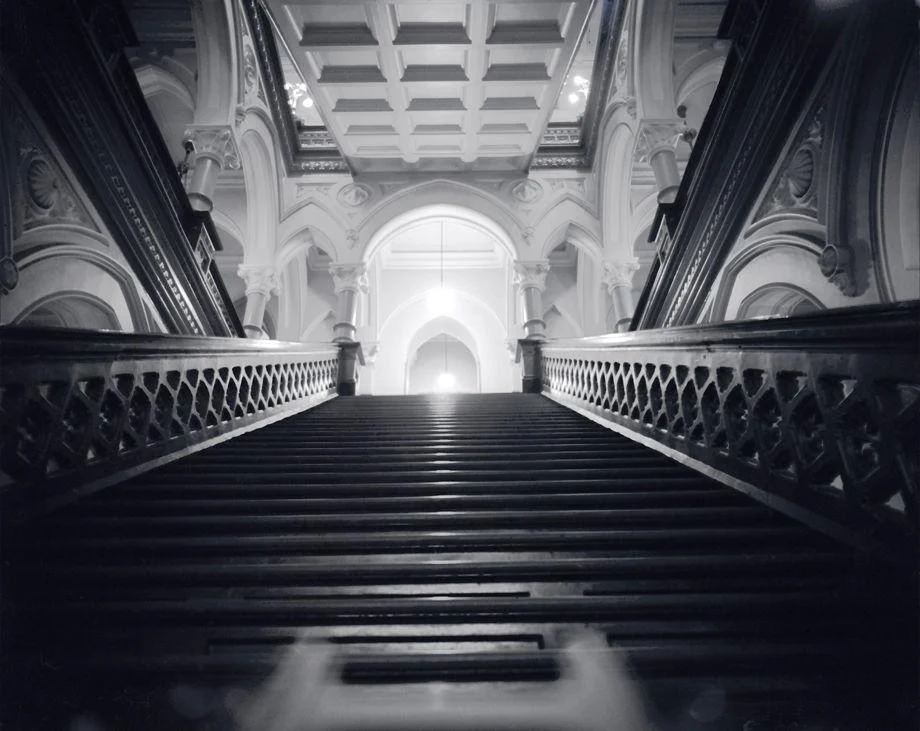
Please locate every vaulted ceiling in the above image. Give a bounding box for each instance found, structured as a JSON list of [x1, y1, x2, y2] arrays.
[[264, 0, 600, 173]]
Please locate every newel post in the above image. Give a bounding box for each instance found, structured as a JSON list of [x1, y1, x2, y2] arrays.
[[516, 338, 543, 394], [337, 341, 364, 396]]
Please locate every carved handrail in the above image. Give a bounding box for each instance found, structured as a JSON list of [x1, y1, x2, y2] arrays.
[[523, 302, 920, 563], [0, 327, 340, 516]]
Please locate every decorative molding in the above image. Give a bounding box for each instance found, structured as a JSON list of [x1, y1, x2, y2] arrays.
[[337, 182, 372, 207], [295, 182, 335, 198], [0, 257, 19, 294], [239, 0, 349, 176], [539, 302, 920, 562], [509, 178, 544, 205], [512, 261, 551, 292], [183, 126, 241, 170], [298, 129, 337, 150], [530, 154, 589, 170], [531, 0, 628, 171], [755, 102, 824, 220], [329, 263, 368, 294], [632, 0, 846, 329], [548, 178, 587, 195], [0, 327, 338, 508], [12, 111, 97, 236], [2, 0, 242, 336], [539, 126, 582, 147], [601, 258, 640, 292], [237, 264, 281, 298], [634, 120, 684, 164]]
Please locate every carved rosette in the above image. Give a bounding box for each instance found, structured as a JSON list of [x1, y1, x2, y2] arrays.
[[602, 258, 640, 293], [510, 179, 544, 205], [184, 126, 241, 170], [330, 263, 368, 295], [634, 120, 684, 163], [237, 264, 281, 298], [513, 261, 551, 292], [337, 183, 372, 207]]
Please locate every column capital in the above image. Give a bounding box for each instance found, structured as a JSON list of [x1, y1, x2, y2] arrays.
[[237, 264, 281, 298], [183, 125, 241, 170], [634, 119, 685, 163], [329, 263, 368, 294], [602, 258, 640, 294], [512, 260, 550, 292]]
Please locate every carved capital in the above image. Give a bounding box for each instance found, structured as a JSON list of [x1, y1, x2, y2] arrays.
[[237, 264, 281, 298], [602, 258, 640, 293], [330, 263, 368, 294], [634, 120, 684, 163], [184, 125, 241, 170], [513, 261, 550, 292]]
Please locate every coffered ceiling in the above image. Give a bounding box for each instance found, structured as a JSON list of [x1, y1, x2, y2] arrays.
[[264, 0, 599, 173]]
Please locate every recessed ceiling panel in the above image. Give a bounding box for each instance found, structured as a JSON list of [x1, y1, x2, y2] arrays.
[[265, 0, 598, 172]]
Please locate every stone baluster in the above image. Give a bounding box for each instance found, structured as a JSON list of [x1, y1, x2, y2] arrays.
[[183, 126, 241, 212], [513, 261, 550, 340], [237, 264, 280, 339], [330, 263, 368, 343], [602, 258, 640, 332]]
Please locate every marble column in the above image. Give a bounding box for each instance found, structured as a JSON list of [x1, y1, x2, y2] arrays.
[[330, 263, 368, 342], [513, 261, 550, 340], [237, 264, 280, 339], [602, 258, 640, 332], [635, 120, 684, 205], [183, 126, 240, 212]]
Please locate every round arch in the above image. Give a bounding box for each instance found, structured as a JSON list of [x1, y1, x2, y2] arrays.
[[5, 244, 148, 331], [363, 203, 518, 265], [237, 115, 280, 264]]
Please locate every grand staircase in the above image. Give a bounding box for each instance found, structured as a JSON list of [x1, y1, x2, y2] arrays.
[[2, 394, 915, 729]]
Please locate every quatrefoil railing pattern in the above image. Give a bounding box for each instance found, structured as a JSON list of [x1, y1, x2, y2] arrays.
[[538, 304, 920, 553], [0, 328, 338, 504]]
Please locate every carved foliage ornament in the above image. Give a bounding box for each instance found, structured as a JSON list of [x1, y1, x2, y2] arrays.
[[602, 258, 640, 292], [184, 126, 241, 170], [237, 264, 281, 298], [513, 261, 551, 291], [329, 263, 368, 294], [634, 121, 685, 163]]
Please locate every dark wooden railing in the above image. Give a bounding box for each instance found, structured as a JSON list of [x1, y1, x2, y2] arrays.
[[521, 302, 920, 563], [0, 327, 340, 516]]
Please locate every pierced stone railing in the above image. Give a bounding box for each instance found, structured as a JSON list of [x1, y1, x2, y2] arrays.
[[524, 303, 920, 562], [0, 327, 340, 514]]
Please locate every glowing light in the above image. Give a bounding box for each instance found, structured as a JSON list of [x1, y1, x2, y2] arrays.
[[568, 92, 580, 105], [426, 286, 454, 314], [436, 372, 456, 391], [573, 75, 586, 85], [283, 82, 314, 112]]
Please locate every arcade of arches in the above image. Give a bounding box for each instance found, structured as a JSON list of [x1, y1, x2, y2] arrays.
[[1, 0, 918, 392]]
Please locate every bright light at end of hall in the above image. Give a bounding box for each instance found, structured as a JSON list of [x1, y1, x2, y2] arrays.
[[426, 286, 455, 314], [436, 372, 456, 392]]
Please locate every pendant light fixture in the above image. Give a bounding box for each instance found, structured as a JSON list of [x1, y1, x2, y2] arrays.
[[435, 224, 454, 392]]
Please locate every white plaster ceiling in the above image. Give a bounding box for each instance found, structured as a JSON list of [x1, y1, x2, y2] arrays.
[[264, 0, 598, 173]]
